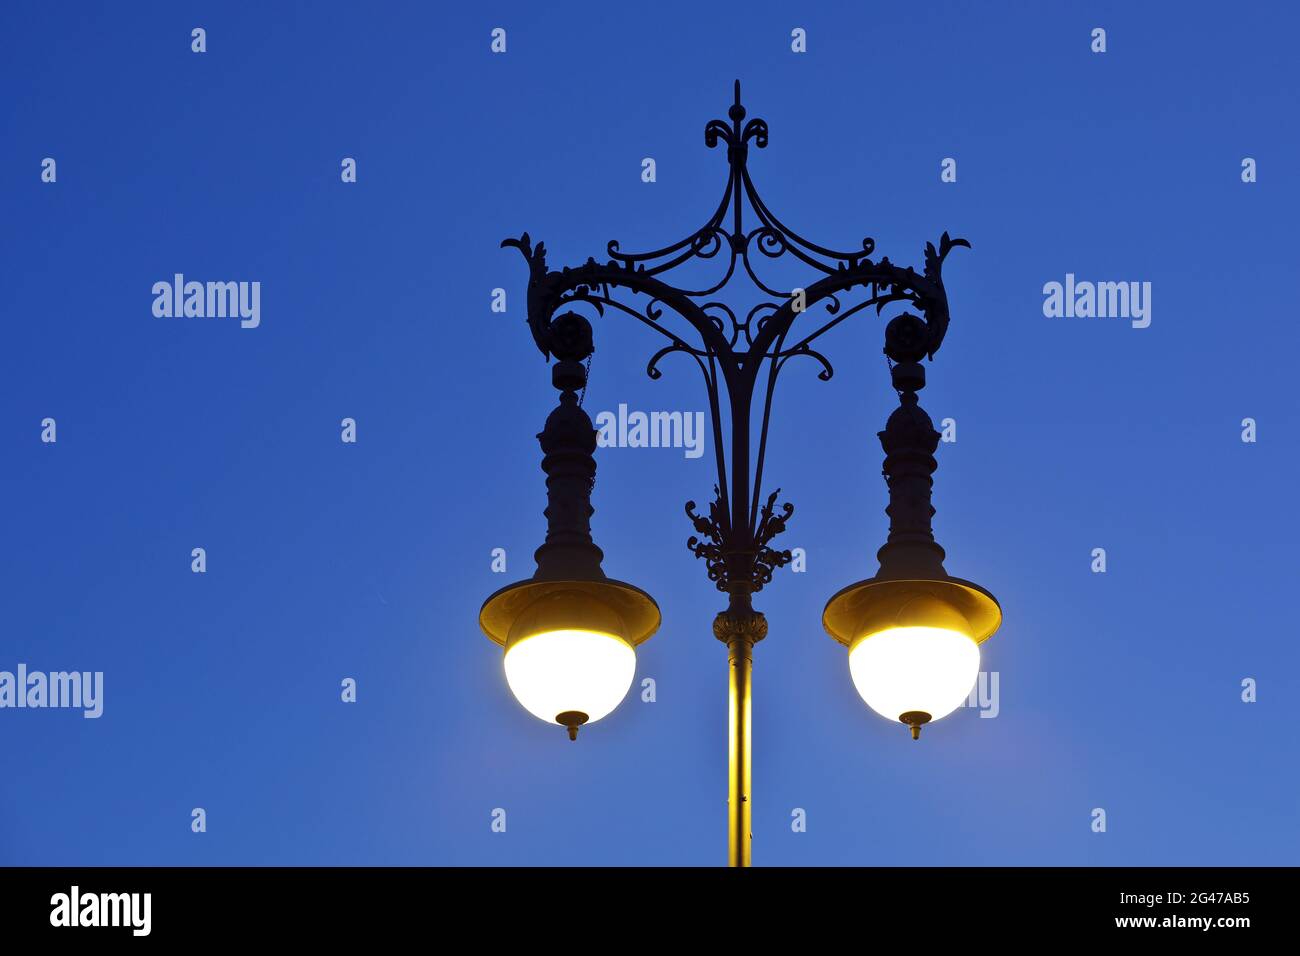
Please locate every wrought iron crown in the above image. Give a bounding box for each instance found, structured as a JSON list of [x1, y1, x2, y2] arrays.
[[503, 81, 968, 603]]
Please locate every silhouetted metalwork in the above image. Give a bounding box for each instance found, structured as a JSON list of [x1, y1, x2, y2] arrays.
[[503, 81, 969, 639], [876, 313, 949, 582], [531, 312, 603, 582]]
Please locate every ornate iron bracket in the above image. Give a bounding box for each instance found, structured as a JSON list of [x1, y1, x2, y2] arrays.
[[503, 81, 968, 624]]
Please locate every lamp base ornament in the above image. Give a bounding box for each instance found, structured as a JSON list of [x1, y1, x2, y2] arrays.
[[556, 711, 589, 741], [899, 710, 932, 740]]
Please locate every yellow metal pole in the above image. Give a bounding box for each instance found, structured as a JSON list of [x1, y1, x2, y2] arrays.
[[727, 637, 753, 867]]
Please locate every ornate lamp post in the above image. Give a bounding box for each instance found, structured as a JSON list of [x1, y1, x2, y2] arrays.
[[480, 83, 1001, 866]]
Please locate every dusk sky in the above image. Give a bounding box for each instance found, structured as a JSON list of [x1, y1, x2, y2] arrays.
[[2, 1, 1296, 866]]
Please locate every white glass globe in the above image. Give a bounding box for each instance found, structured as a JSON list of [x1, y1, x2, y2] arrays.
[[848, 625, 980, 724], [503, 628, 636, 725]]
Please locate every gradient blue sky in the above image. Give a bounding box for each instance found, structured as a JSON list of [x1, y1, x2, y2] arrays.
[[2, 1, 1297, 866]]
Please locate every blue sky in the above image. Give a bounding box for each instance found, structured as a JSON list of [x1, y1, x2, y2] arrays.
[[1, 1, 1297, 865]]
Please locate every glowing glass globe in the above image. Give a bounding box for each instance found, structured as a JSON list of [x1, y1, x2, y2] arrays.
[[482, 582, 659, 741], [848, 625, 980, 735], [504, 628, 636, 732]]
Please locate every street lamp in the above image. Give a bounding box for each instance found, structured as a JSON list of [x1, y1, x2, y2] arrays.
[[480, 312, 661, 740], [481, 83, 1001, 865], [822, 315, 1001, 739]]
